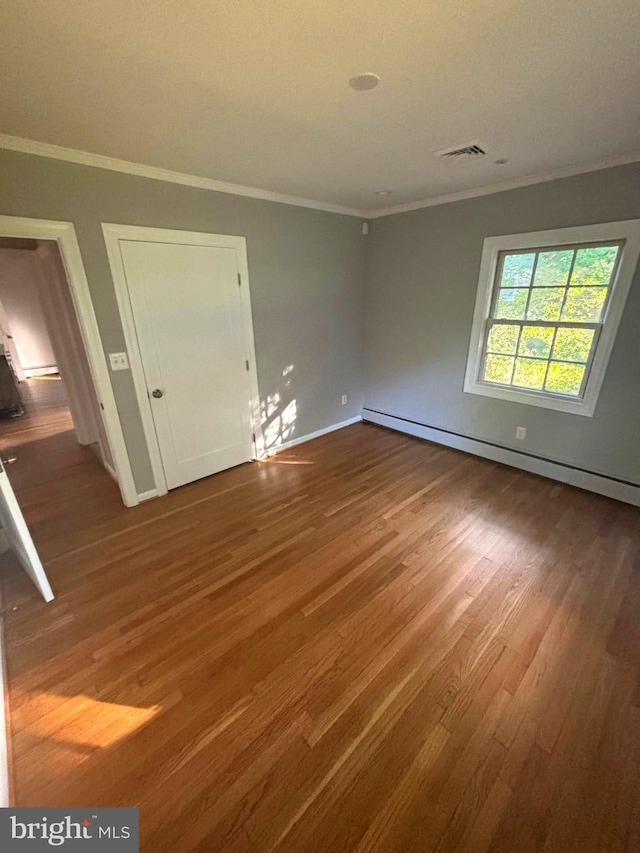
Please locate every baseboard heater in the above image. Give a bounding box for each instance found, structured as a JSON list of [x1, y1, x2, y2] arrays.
[[362, 408, 640, 508]]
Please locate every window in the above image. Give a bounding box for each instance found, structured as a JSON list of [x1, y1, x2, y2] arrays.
[[464, 221, 640, 416]]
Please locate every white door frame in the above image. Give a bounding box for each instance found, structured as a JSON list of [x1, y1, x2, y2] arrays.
[[102, 223, 263, 496], [0, 216, 138, 507], [0, 604, 10, 806]]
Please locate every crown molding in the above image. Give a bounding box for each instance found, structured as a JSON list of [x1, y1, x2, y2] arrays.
[[0, 134, 368, 218], [2, 133, 639, 222], [368, 149, 640, 218]]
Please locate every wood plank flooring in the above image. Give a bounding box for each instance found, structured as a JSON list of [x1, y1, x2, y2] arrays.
[[0, 386, 639, 851]]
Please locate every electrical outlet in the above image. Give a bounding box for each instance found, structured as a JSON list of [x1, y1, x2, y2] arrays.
[[515, 426, 527, 440], [341, 394, 348, 405], [109, 352, 129, 371]]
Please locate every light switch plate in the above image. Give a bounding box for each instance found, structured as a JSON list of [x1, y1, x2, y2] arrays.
[[109, 352, 129, 371]]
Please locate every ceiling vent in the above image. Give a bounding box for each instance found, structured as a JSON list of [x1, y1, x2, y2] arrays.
[[434, 142, 486, 160]]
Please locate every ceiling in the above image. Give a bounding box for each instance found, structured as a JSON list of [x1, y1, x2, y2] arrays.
[[1, 0, 639, 212]]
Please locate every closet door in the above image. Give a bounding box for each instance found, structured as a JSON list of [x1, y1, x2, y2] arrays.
[[118, 240, 253, 490]]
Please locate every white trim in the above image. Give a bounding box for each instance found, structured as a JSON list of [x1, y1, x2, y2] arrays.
[[0, 134, 365, 218], [265, 416, 362, 457], [137, 488, 159, 502], [102, 226, 169, 498], [103, 461, 118, 483], [463, 220, 640, 417], [102, 223, 264, 496], [363, 410, 640, 507], [0, 216, 139, 507], [23, 366, 59, 378], [367, 150, 640, 218], [2, 134, 639, 221], [0, 599, 10, 807]]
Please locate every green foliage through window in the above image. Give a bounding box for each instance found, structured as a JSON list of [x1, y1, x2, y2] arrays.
[[533, 250, 573, 287], [518, 326, 554, 358], [513, 358, 547, 390], [481, 241, 620, 397], [486, 324, 519, 354], [552, 328, 594, 362], [501, 253, 535, 288]]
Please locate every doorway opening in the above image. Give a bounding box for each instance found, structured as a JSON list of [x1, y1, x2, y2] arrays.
[[0, 222, 127, 603], [0, 236, 114, 471]]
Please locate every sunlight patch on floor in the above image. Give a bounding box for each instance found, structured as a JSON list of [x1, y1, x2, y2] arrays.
[[26, 693, 162, 750]]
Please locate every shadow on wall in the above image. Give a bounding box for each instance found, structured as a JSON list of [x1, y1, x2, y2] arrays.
[[260, 364, 297, 453]]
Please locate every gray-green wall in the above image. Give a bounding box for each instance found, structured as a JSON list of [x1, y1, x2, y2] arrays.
[[0, 149, 366, 493], [1, 148, 638, 491], [365, 163, 640, 484]]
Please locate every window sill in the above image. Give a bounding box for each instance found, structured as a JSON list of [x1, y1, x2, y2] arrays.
[[463, 379, 596, 416]]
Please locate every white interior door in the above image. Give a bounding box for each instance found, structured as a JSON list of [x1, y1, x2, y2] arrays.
[[0, 459, 53, 601], [118, 240, 254, 490]]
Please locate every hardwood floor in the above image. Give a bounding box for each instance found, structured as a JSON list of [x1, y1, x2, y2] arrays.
[[0, 376, 122, 557], [1, 393, 639, 851]]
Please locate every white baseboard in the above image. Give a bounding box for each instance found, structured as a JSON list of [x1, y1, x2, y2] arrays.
[[363, 409, 640, 507], [136, 419, 361, 496], [265, 416, 362, 457], [23, 366, 59, 377]]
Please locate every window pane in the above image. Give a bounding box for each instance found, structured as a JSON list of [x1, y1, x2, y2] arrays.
[[501, 253, 535, 288], [570, 245, 618, 286], [526, 288, 564, 320], [545, 362, 585, 396], [551, 328, 595, 363], [487, 324, 520, 354], [513, 358, 548, 390], [562, 287, 608, 322], [532, 249, 573, 287], [495, 288, 528, 319], [518, 325, 554, 358], [483, 354, 514, 384]]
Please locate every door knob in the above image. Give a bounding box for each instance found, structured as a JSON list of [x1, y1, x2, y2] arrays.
[[151, 389, 163, 399]]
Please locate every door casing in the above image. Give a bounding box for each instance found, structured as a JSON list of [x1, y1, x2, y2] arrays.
[[103, 223, 263, 498], [0, 216, 137, 507]]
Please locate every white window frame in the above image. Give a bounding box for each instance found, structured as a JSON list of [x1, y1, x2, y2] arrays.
[[464, 220, 640, 417]]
